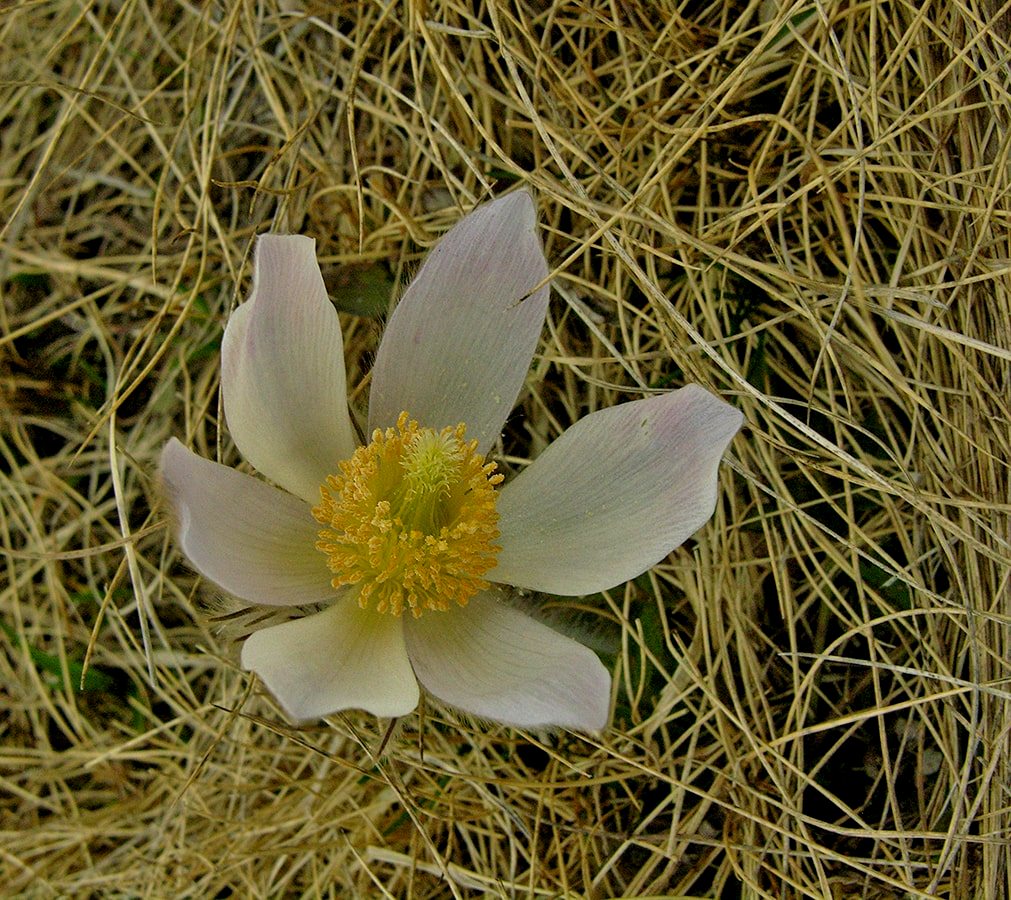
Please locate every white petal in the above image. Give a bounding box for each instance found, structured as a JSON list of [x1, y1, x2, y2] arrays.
[[222, 234, 356, 503], [241, 600, 420, 721], [493, 386, 743, 595], [404, 593, 610, 730], [161, 439, 333, 607], [368, 191, 550, 452]]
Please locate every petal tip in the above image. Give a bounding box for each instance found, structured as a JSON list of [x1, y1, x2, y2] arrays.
[[254, 231, 316, 254], [564, 651, 612, 732], [158, 438, 191, 526], [491, 187, 535, 220]]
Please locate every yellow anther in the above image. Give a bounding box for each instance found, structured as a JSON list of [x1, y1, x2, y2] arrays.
[[313, 412, 502, 617]]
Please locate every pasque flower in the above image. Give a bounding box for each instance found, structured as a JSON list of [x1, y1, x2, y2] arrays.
[[161, 192, 742, 731]]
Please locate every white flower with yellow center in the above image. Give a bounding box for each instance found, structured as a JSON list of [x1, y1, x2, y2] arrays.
[[161, 192, 742, 730]]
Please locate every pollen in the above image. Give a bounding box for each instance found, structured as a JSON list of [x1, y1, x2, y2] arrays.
[[312, 412, 503, 618]]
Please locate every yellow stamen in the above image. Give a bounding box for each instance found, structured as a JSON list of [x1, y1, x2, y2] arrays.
[[313, 412, 503, 618]]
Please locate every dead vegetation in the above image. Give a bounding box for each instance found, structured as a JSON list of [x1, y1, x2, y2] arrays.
[[2, 0, 1009, 896]]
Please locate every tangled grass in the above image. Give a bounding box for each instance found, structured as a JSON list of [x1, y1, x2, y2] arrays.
[[2, 0, 1010, 896]]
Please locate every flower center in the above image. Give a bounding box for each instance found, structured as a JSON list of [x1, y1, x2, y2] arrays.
[[312, 412, 503, 618]]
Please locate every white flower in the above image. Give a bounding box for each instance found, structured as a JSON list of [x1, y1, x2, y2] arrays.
[[161, 192, 743, 731]]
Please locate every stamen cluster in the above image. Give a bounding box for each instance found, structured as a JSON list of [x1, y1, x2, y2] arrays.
[[313, 412, 502, 617]]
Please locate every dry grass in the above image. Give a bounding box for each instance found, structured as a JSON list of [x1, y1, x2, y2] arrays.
[[2, 0, 1010, 896]]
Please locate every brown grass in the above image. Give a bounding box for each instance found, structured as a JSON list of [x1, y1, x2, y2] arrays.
[[2, 0, 1010, 896]]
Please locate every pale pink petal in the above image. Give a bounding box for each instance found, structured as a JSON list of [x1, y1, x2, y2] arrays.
[[368, 191, 550, 453], [161, 439, 332, 607], [404, 593, 610, 730], [222, 234, 356, 503], [492, 386, 743, 595], [241, 600, 419, 721]]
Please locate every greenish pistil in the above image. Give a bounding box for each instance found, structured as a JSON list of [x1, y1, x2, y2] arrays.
[[394, 430, 463, 533]]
